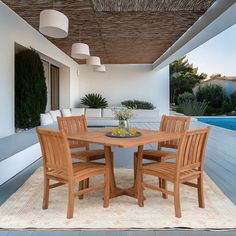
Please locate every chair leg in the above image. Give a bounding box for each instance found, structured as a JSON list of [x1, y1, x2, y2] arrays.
[[85, 158, 90, 189], [161, 179, 168, 199], [42, 177, 49, 209], [197, 174, 205, 208], [137, 182, 144, 207], [174, 183, 181, 218], [158, 156, 168, 199], [103, 171, 110, 208], [110, 152, 116, 189], [78, 180, 84, 200], [67, 184, 75, 219], [85, 178, 89, 189], [133, 155, 137, 187], [137, 170, 144, 207]]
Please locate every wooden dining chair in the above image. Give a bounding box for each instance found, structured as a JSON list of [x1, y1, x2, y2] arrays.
[[36, 127, 110, 219], [57, 115, 112, 192], [134, 115, 191, 197], [57, 115, 105, 162], [136, 127, 211, 218]]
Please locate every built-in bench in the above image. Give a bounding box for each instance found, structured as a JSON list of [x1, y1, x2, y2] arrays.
[[40, 108, 160, 126], [0, 128, 40, 185], [0, 123, 58, 185]]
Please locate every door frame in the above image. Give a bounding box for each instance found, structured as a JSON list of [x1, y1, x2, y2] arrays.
[[50, 64, 60, 110]]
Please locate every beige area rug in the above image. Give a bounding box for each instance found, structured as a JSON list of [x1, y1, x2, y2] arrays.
[[0, 168, 236, 230]]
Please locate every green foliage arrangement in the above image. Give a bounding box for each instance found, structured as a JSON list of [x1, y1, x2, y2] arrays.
[[177, 92, 196, 105], [15, 49, 47, 129], [177, 101, 208, 116], [229, 92, 236, 111], [170, 56, 206, 104], [81, 93, 108, 108], [121, 100, 155, 110], [223, 91, 236, 115], [196, 84, 224, 109]]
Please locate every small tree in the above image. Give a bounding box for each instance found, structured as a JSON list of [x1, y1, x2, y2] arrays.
[[170, 56, 206, 104], [15, 49, 47, 129]]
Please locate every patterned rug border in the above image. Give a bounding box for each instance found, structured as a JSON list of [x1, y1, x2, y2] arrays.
[[0, 168, 236, 230]]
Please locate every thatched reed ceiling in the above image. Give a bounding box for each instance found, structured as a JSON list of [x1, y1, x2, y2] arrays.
[[3, 0, 215, 64]]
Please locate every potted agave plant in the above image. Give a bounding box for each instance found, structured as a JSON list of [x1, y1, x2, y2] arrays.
[[112, 107, 134, 130]]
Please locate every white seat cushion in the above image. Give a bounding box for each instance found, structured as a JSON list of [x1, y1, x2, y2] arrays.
[[71, 108, 85, 116], [40, 113, 53, 126], [49, 110, 62, 122], [133, 109, 159, 118], [61, 109, 72, 117], [102, 108, 115, 118], [85, 108, 102, 118]]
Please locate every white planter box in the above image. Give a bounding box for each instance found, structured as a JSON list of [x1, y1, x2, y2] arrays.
[[133, 109, 159, 118], [71, 108, 85, 116], [85, 108, 102, 118]]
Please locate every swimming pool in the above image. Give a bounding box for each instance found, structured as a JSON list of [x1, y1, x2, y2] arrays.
[[197, 117, 236, 131]]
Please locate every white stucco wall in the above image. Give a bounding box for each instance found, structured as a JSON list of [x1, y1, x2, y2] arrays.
[[0, 2, 79, 138], [78, 64, 169, 116], [193, 80, 236, 97]]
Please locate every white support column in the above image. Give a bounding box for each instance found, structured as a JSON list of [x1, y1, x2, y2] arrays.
[[156, 65, 170, 116]]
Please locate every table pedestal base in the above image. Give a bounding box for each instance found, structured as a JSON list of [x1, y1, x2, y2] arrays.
[[110, 187, 137, 199], [105, 145, 144, 202]]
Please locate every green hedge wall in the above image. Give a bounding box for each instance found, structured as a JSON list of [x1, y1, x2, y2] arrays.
[[15, 49, 47, 129]]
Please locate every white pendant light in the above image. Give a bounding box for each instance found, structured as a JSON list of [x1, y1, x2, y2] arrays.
[[39, 9, 69, 38], [86, 56, 101, 67], [95, 65, 106, 72], [71, 43, 90, 59]]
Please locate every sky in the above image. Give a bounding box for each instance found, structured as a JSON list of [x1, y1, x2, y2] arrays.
[[186, 24, 236, 77]]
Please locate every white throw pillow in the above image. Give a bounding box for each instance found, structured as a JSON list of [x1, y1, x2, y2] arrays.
[[71, 108, 85, 116], [49, 110, 62, 122], [102, 108, 115, 118], [40, 113, 53, 126], [61, 109, 72, 117], [85, 108, 102, 118], [133, 109, 159, 118]]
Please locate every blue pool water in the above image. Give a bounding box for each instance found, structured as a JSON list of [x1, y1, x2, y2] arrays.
[[197, 117, 236, 131]]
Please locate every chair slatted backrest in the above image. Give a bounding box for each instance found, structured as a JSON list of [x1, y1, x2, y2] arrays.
[[37, 128, 73, 178], [176, 127, 210, 174], [158, 115, 191, 149], [57, 115, 89, 149]]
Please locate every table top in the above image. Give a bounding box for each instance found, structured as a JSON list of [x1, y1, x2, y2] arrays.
[[67, 129, 182, 148]]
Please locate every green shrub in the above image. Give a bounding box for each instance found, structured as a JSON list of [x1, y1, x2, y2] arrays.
[[222, 98, 233, 113], [205, 106, 224, 116], [15, 49, 47, 129], [177, 92, 196, 105], [81, 93, 108, 108], [178, 101, 208, 116], [229, 91, 236, 111], [223, 92, 236, 114], [196, 84, 224, 108], [121, 100, 155, 110]]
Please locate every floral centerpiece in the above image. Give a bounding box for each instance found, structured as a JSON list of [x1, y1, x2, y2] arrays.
[[112, 107, 134, 130]]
